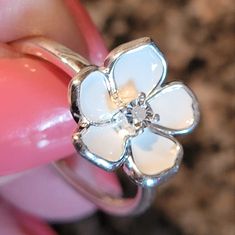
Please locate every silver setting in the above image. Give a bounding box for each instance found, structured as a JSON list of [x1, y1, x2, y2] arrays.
[[69, 37, 200, 188], [123, 92, 154, 131]]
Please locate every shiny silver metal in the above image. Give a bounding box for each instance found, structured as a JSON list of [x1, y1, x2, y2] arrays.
[[11, 36, 200, 216], [11, 37, 89, 76]]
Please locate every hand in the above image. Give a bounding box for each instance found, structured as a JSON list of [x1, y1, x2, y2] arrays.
[[0, 1, 119, 234]]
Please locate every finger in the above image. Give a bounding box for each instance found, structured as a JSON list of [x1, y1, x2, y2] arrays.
[[0, 56, 74, 175], [0, 198, 57, 235], [0, 0, 87, 54], [0, 156, 120, 221], [0, 43, 20, 58]]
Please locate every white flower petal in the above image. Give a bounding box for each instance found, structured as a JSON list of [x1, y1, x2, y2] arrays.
[[130, 129, 182, 176], [106, 38, 167, 103], [74, 123, 128, 170], [79, 69, 117, 123], [149, 82, 200, 135]]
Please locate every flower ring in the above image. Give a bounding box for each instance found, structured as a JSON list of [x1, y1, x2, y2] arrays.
[[70, 37, 200, 187]]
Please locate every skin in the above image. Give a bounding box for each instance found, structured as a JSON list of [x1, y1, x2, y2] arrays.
[[0, 0, 86, 53], [0, 1, 119, 234]]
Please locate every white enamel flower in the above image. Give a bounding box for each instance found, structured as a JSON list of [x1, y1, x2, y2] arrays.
[[69, 37, 200, 187]]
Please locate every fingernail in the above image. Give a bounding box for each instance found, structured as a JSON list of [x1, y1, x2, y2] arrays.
[[0, 56, 75, 175]]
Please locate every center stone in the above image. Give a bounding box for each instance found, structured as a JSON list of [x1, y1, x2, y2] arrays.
[[131, 106, 147, 123], [125, 99, 153, 129], [113, 93, 154, 136]]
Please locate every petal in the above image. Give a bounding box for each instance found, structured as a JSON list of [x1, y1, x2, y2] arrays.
[[105, 37, 167, 103], [73, 122, 128, 171], [124, 128, 183, 187], [149, 82, 200, 135], [69, 67, 117, 124]]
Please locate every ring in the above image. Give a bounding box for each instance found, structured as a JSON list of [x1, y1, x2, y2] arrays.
[[11, 37, 200, 216]]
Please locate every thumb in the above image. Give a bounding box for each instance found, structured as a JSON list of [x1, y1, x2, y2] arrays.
[[0, 0, 86, 54]]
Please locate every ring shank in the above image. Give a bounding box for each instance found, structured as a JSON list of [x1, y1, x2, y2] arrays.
[[53, 160, 155, 216], [11, 37, 156, 216], [11, 37, 89, 76]]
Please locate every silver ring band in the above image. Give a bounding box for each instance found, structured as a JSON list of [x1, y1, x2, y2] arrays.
[[11, 37, 156, 216]]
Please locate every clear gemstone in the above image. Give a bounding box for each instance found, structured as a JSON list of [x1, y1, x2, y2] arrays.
[[113, 112, 136, 136], [131, 106, 147, 123], [112, 93, 155, 136]]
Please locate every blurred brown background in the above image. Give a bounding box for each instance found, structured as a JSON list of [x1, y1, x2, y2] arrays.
[[55, 0, 235, 234]]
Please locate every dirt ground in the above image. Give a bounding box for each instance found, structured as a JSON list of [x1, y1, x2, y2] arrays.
[[55, 0, 235, 234]]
